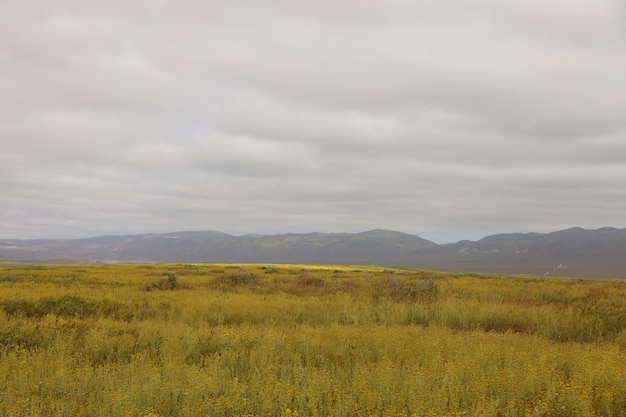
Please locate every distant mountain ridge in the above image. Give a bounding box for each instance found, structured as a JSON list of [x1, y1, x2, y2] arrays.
[[0, 229, 436, 265], [407, 227, 626, 278], [1, 227, 625, 278]]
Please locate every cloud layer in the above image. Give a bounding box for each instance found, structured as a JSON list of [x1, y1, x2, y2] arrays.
[[2, 0, 626, 242]]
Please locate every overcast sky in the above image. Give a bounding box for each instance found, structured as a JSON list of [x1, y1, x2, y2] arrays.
[[2, 0, 626, 243]]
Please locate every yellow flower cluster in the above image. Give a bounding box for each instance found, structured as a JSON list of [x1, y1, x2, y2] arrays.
[[0, 263, 624, 416]]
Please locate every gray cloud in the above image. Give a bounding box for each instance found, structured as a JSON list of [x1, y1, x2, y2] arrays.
[[1, 0, 625, 243]]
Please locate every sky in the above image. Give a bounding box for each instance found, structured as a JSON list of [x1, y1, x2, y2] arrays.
[[1, 0, 626, 243]]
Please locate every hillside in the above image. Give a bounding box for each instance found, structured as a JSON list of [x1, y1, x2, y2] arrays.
[[0, 229, 436, 265], [1, 227, 625, 278], [405, 227, 626, 278]]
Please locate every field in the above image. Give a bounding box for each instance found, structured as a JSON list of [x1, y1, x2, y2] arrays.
[[0, 263, 624, 417]]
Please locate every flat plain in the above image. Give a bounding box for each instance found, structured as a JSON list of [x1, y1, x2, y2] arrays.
[[0, 263, 624, 416]]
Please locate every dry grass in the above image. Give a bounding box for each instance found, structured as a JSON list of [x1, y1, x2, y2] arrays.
[[0, 263, 624, 416]]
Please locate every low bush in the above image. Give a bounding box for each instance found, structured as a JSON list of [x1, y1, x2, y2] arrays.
[[143, 272, 193, 291], [0, 294, 98, 318], [210, 270, 259, 289], [371, 276, 439, 303]]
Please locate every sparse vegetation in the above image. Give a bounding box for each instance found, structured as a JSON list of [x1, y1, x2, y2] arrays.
[[0, 263, 624, 416], [143, 272, 194, 291]]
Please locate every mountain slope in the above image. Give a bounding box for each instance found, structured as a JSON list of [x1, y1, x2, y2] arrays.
[[0, 229, 437, 264], [1, 228, 625, 278], [406, 227, 626, 278]]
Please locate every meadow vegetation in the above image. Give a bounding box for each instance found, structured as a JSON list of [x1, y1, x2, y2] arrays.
[[0, 263, 624, 416]]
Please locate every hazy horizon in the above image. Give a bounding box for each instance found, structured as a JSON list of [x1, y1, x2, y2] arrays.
[[3, 226, 622, 246]]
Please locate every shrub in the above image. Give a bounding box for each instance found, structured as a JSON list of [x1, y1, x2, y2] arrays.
[[371, 276, 439, 303], [210, 271, 259, 289], [143, 272, 192, 291], [0, 295, 98, 318], [0, 274, 22, 283], [299, 273, 325, 287]]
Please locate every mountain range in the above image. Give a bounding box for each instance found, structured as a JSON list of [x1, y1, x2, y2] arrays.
[[1, 227, 625, 279]]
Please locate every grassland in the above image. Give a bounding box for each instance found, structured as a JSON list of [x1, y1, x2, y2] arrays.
[[0, 263, 624, 416]]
